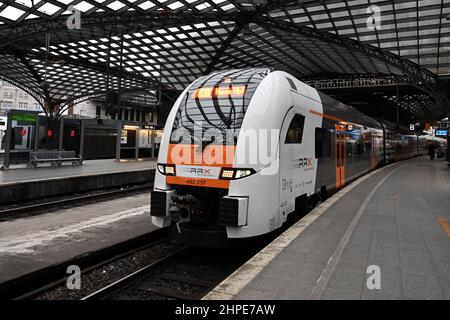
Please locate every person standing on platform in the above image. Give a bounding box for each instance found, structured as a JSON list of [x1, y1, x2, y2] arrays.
[[428, 143, 436, 160]]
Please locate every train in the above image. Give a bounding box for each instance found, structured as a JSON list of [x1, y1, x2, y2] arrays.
[[150, 68, 447, 246]]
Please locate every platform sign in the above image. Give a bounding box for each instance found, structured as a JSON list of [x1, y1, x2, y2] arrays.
[[410, 124, 415, 131], [0, 116, 6, 130], [11, 114, 36, 123], [120, 129, 128, 144]]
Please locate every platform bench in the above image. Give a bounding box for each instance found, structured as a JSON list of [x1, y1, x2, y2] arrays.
[[29, 151, 82, 168]]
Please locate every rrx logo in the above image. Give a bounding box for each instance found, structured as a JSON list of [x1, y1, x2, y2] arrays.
[[190, 168, 212, 177], [298, 158, 312, 168]]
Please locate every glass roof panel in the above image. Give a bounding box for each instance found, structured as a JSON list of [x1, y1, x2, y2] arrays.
[[0, 0, 447, 119], [0, 6, 25, 20]]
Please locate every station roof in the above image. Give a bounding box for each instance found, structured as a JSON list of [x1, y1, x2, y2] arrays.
[[0, 0, 449, 121]]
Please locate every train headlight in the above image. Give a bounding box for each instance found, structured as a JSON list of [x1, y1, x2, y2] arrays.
[[157, 163, 176, 176], [221, 169, 235, 179], [234, 169, 253, 179], [220, 168, 255, 180], [165, 165, 175, 175]]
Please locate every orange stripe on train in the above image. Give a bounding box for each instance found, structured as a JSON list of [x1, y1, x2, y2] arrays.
[[166, 144, 236, 189], [166, 176, 230, 189]]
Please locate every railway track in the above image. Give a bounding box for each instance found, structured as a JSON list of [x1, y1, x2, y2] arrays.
[[0, 229, 170, 300], [0, 182, 315, 300], [0, 183, 152, 218], [2, 236, 259, 300], [82, 246, 256, 300]]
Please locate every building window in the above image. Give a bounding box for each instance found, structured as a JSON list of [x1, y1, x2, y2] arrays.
[[2, 101, 13, 109], [96, 106, 101, 118], [2, 81, 13, 88], [19, 91, 28, 99], [130, 109, 135, 121], [18, 102, 28, 109], [118, 109, 123, 120], [33, 103, 39, 110], [285, 114, 305, 144], [136, 110, 140, 122], [124, 109, 129, 121], [3, 91, 13, 99]]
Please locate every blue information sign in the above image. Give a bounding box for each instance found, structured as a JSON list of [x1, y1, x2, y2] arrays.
[[435, 130, 448, 136]]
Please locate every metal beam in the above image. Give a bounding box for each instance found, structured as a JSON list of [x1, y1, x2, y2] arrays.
[[304, 75, 446, 119], [1, 47, 167, 106], [0, 1, 301, 51], [55, 86, 154, 118], [256, 18, 437, 83], [21, 50, 158, 87], [15, 53, 51, 104], [0, 11, 236, 50], [203, 23, 245, 75]]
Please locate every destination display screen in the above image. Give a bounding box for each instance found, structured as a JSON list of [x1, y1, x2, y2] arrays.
[[193, 86, 247, 99]]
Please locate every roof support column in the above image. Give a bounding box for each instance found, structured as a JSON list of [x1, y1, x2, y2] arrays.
[[396, 84, 400, 128], [117, 31, 124, 115]]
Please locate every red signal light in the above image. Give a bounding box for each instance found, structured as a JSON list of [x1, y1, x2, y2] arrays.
[[70, 130, 75, 138], [47, 129, 53, 137], [19, 129, 27, 136]]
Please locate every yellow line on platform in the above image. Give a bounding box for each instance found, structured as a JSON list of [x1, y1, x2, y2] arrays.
[[438, 218, 450, 238]]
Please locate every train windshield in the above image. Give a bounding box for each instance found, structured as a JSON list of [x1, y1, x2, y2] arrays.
[[170, 69, 270, 146]]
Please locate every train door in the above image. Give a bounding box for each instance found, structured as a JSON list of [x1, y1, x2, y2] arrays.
[[279, 109, 307, 224], [335, 124, 346, 188]]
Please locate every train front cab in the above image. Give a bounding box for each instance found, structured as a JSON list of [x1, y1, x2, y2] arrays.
[[150, 69, 288, 245], [151, 70, 344, 245]]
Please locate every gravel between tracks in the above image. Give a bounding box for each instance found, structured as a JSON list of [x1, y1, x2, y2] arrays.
[[34, 242, 183, 300]]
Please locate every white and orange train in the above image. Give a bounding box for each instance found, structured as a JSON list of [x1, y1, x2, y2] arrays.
[[150, 68, 447, 246]]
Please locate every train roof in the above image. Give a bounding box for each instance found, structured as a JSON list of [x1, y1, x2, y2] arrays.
[[315, 91, 383, 130]]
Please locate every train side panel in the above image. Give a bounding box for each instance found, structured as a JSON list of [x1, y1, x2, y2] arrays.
[[226, 71, 323, 238], [313, 92, 384, 195]]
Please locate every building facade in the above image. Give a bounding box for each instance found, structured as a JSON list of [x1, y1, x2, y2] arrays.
[[0, 80, 41, 115], [0, 80, 156, 125]]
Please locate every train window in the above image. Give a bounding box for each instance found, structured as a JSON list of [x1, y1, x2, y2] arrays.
[[315, 127, 331, 158], [285, 114, 305, 144], [286, 77, 297, 91], [170, 69, 270, 145]]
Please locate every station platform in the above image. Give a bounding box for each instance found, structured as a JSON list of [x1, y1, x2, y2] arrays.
[[205, 157, 450, 300], [0, 159, 156, 204], [0, 192, 157, 285], [0, 159, 156, 185]]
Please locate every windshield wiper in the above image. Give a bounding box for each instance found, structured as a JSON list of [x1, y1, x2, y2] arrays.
[[198, 136, 215, 152]]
